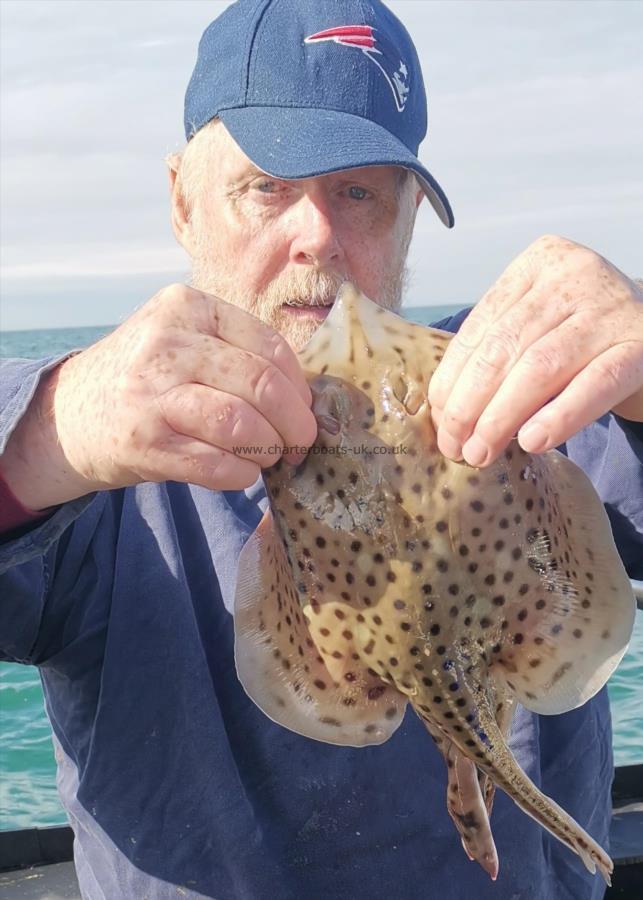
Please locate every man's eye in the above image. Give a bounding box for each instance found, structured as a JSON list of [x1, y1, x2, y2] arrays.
[[255, 179, 279, 194], [348, 186, 368, 200]]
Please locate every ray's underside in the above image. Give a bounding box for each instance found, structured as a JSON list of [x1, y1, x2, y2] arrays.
[[234, 284, 635, 884]]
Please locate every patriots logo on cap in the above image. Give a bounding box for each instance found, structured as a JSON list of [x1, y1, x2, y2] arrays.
[[304, 25, 410, 113]]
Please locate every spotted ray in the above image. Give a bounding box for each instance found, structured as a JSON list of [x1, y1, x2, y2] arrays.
[[234, 283, 636, 884]]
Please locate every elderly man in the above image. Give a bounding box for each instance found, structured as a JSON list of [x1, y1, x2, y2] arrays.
[[1, 1, 641, 898]]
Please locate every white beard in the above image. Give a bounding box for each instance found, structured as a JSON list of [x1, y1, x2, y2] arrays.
[[189, 256, 409, 352]]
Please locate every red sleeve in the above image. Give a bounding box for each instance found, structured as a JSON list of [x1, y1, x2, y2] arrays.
[[0, 469, 51, 534]]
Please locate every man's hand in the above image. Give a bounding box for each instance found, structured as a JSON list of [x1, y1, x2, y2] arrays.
[[1, 284, 318, 509], [428, 235, 643, 467]]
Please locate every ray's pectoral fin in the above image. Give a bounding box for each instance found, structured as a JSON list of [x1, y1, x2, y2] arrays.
[[233, 510, 407, 747], [491, 451, 635, 716]]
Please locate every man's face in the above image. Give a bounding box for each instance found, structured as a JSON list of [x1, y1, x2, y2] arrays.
[[181, 122, 420, 351]]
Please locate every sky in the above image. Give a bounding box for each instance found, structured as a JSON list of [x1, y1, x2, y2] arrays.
[[1, 0, 642, 331]]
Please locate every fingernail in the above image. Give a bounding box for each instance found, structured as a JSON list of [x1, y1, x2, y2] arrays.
[[462, 434, 489, 468], [518, 421, 549, 453], [438, 429, 463, 461]]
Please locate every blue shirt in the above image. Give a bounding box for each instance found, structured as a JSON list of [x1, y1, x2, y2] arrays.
[[1, 310, 642, 900]]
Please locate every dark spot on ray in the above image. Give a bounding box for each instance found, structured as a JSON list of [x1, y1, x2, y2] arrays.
[[468, 562, 478, 574], [387, 571, 397, 582], [436, 520, 447, 533], [552, 661, 571, 683], [315, 536, 326, 548], [492, 595, 506, 607], [437, 559, 448, 573], [368, 685, 386, 700]]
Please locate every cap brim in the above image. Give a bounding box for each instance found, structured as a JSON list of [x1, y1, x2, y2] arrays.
[[218, 106, 454, 228]]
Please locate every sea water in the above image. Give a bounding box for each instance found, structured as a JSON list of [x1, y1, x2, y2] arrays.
[[1, 314, 641, 829]]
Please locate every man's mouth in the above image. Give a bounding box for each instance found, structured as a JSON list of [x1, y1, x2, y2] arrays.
[[282, 299, 334, 320]]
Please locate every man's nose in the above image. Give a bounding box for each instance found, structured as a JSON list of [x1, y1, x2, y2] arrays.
[[288, 191, 344, 268]]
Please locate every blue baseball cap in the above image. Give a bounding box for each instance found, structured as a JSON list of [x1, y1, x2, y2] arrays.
[[184, 0, 454, 228]]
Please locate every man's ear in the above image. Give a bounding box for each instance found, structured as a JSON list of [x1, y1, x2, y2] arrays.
[[166, 152, 197, 255]]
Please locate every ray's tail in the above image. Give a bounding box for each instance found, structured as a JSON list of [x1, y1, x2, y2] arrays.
[[456, 713, 613, 885]]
